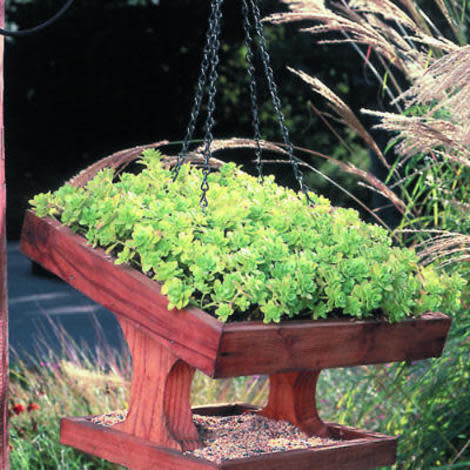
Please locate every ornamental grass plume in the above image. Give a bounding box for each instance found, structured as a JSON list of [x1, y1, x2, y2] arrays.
[[266, 0, 459, 82], [266, 0, 470, 269], [286, 67, 389, 169], [363, 46, 470, 267], [365, 45, 470, 161]]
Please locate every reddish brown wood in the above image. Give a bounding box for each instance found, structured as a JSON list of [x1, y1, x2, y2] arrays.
[[60, 407, 397, 470], [327, 423, 388, 441], [258, 371, 329, 438], [0, 4, 8, 467], [61, 417, 216, 470], [20, 211, 223, 376], [219, 439, 396, 470], [114, 318, 201, 451], [215, 312, 451, 377]]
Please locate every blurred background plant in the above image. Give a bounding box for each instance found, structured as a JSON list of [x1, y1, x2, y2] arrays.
[[267, 0, 470, 267]]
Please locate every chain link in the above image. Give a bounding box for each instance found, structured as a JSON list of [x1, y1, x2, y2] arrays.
[[200, 0, 224, 208], [241, 0, 263, 183], [249, 0, 313, 205], [172, 0, 221, 180], [174, 0, 312, 208]]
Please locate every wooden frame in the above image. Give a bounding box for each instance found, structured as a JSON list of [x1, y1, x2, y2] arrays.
[[20, 210, 452, 469]]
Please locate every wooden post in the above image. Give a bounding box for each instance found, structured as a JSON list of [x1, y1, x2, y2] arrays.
[[0, 1, 8, 468], [113, 318, 202, 452], [258, 371, 330, 438]]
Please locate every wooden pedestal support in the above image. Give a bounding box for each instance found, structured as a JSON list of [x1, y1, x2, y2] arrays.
[[114, 319, 201, 451], [111, 319, 331, 453], [259, 371, 329, 438], [60, 319, 398, 469]]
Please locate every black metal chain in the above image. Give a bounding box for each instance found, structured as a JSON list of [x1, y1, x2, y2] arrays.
[[241, 0, 263, 183], [172, 0, 222, 180], [199, 0, 223, 208], [249, 0, 313, 205], [174, 0, 312, 207]]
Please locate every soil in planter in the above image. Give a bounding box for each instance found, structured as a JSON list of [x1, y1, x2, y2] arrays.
[[89, 411, 338, 463]]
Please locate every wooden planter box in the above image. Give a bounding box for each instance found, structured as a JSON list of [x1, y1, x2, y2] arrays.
[[20, 210, 452, 469]]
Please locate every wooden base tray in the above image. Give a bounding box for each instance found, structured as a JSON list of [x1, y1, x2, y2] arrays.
[[60, 405, 397, 470]]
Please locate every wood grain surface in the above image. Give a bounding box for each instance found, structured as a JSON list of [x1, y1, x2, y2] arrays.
[[61, 417, 216, 470], [20, 211, 223, 376], [114, 318, 201, 451], [215, 312, 451, 377], [0, 4, 8, 466], [258, 371, 329, 438]]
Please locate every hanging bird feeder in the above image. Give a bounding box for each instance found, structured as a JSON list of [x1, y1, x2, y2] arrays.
[[20, 0, 452, 469]]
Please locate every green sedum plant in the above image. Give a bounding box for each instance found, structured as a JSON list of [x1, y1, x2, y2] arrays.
[[30, 149, 464, 323]]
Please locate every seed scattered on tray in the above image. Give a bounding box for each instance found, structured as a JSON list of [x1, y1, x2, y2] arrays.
[[187, 413, 337, 462], [88, 411, 338, 463], [90, 410, 127, 427]]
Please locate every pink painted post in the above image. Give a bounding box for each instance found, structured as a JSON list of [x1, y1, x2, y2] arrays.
[[0, 0, 8, 468]]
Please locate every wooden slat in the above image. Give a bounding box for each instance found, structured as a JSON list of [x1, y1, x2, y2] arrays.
[[61, 417, 216, 470], [215, 313, 451, 377], [20, 211, 223, 376], [219, 437, 396, 470], [192, 403, 259, 417], [327, 423, 393, 441]]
